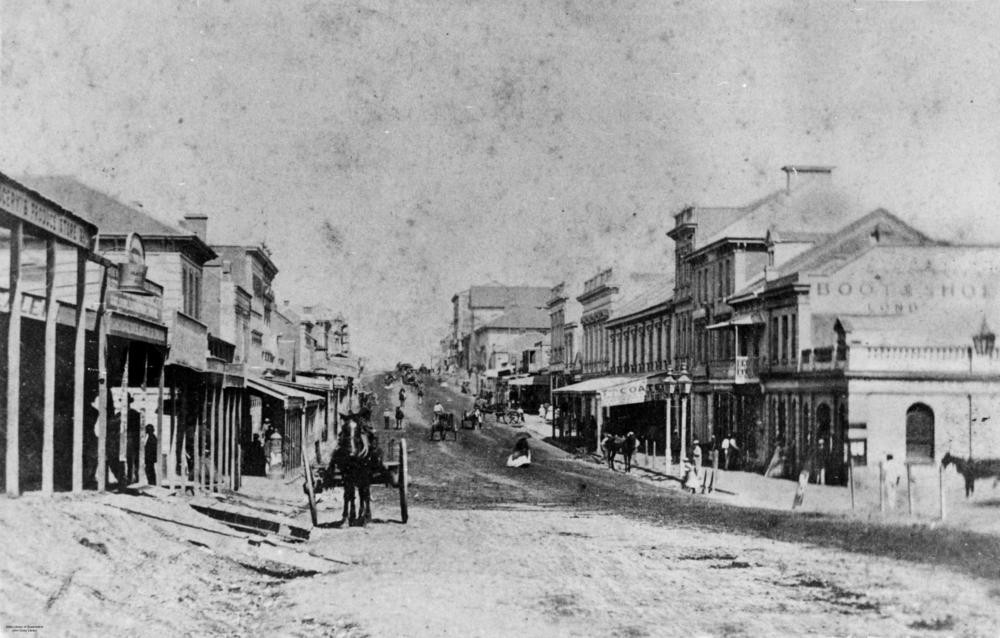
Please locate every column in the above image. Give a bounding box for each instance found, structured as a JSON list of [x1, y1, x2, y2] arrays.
[[5, 221, 23, 496], [42, 239, 57, 494], [72, 250, 87, 492]]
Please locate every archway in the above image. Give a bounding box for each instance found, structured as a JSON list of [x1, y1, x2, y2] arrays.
[[905, 403, 934, 462]]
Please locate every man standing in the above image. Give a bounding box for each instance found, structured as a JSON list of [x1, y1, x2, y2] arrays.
[[143, 425, 158, 486], [124, 394, 142, 485], [417, 387, 424, 405], [395, 406, 405, 430]]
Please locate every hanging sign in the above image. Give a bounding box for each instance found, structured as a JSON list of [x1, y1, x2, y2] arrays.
[[118, 233, 152, 295]]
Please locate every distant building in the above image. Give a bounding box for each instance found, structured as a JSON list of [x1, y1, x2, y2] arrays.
[[451, 284, 550, 374]]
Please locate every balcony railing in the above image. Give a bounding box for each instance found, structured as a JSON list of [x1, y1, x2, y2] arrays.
[[734, 355, 759, 383]]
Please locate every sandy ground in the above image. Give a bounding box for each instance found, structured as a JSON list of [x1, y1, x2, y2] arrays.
[[2, 372, 1000, 637]]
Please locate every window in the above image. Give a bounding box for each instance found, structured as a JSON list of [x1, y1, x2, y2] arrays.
[[790, 314, 798, 361], [906, 404, 934, 462], [780, 315, 788, 362], [181, 264, 201, 319], [770, 317, 779, 362]]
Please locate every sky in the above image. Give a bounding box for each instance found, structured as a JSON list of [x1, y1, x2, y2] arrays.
[[2, 0, 1000, 368]]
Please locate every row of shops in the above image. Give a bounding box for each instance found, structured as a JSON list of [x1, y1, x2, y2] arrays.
[[482, 167, 1000, 486], [0, 173, 361, 496]]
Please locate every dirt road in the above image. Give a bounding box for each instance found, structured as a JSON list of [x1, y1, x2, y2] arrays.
[[3, 372, 1000, 636]]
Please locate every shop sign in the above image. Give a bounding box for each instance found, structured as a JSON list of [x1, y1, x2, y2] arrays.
[[601, 378, 649, 407], [118, 233, 153, 295], [0, 182, 92, 247]]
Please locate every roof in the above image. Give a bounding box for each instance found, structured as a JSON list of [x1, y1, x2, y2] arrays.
[[19, 175, 187, 237], [468, 285, 550, 309], [607, 276, 673, 324], [731, 209, 938, 300], [698, 180, 863, 250], [476, 306, 550, 331], [505, 331, 547, 353], [18, 175, 216, 261]]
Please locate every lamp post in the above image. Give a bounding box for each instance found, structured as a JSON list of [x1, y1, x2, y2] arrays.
[[664, 369, 676, 474], [678, 365, 692, 463]]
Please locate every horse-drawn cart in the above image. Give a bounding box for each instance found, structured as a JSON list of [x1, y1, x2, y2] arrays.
[[303, 436, 409, 527]]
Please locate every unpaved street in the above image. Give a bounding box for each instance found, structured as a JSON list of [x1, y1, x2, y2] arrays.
[[3, 373, 1000, 636], [286, 376, 1000, 637]]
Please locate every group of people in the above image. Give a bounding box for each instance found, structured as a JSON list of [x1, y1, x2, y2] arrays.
[[683, 434, 740, 494]]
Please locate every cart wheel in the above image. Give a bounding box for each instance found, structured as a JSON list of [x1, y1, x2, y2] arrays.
[[398, 439, 409, 524]]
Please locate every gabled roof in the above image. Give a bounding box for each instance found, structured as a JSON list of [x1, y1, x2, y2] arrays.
[[731, 209, 937, 299], [697, 180, 863, 250], [475, 306, 550, 331], [469, 285, 550, 309]]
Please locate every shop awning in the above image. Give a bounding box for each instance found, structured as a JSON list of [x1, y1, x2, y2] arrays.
[[247, 377, 325, 409], [270, 378, 330, 399], [552, 375, 636, 395], [507, 375, 550, 387], [601, 375, 656, 407], [707, 314, 763, 330]]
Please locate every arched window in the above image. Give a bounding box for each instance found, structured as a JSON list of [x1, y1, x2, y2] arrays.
[[906, 404, 934, 462]]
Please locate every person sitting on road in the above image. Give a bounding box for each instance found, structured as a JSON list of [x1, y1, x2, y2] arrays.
[[507, 434, 532, 467]]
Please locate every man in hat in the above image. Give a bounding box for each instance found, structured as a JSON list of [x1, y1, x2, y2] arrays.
[[143, 424, 158, 486]]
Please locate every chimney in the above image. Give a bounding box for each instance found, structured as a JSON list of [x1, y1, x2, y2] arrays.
[[182, 214, 208, 242], [781, 165, 834, 194]]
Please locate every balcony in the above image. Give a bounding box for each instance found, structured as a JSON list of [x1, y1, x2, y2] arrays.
[[166, 310, 208, 371], [799, 347, 846, 373]]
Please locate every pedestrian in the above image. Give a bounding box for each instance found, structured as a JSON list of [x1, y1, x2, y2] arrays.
[[417, 387, 424, 405], [723, 434, 740, 470], [882, 453, 902, 510], [683, 458, 701, 493], [692, 438, 702, 468], [125, 394, 142, 484], [383, 407, 392, 429], [398, 387, 406, 407], [395, 406, 404, 430], [143, 424, 158, 486], [701, 436, 719, 493], [248, 433, 266, 475]]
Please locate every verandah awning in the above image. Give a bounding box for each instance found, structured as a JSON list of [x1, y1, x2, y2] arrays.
[[552, 375, 637, 395], [507, 375, 550, 387], [246, 377, 324, 409]]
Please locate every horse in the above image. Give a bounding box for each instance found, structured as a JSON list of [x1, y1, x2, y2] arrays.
[[621, 432, 638, 473], [429, 412, 457, 441], [313, 417, 379, 526], [601, 432, 638, 472], [941, 452, 1000, 498], [601, 434, 623, 470]]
